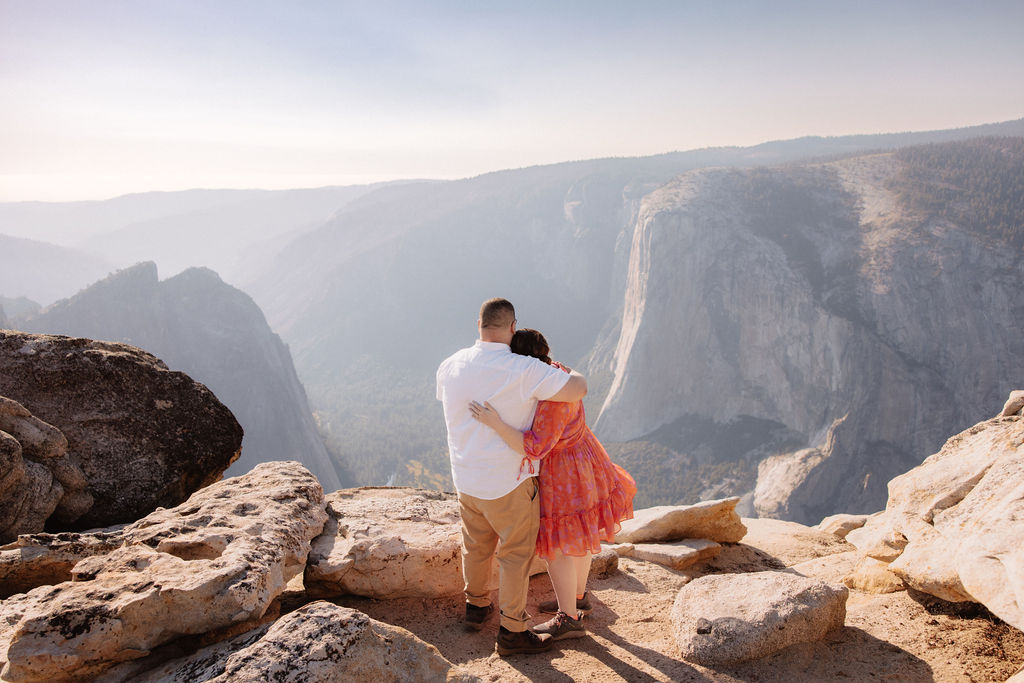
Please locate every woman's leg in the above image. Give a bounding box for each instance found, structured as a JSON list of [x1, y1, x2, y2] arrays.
[[545, 550, 580, 618], [573, 552, 592, 598]]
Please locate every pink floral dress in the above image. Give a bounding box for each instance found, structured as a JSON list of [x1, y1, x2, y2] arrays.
[[521, 364, 637, 560]]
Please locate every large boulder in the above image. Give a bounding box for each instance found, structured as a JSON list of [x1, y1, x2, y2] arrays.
[[306, 487, 465, 599], [305, 487, 553, 600], [613, 497, 747, 544], [0, 461, 327, 683], [671, 571, 848, 666], [845, 399, 1024, 630], [109, 601, 473, 683], [0, 396, 92, 542], [0, 331, 243, 529]]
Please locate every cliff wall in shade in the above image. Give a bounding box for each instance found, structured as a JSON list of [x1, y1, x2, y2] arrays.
[[16, 262, 348, 491]]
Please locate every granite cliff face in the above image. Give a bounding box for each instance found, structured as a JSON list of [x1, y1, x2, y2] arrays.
[[593, 143, 1024, 522], [15, 262, 348, 491]]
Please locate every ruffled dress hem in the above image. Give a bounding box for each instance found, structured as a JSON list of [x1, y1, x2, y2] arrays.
[[535, 472, 636, 560]]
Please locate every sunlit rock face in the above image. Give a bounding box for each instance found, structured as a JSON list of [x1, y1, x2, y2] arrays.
[[846, 397, 1024, 631], [0, 461, 327, 683], [594, 147, 1024, 522]]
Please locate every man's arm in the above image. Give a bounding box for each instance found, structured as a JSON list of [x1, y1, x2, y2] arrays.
[[546, 369, 587, 403]]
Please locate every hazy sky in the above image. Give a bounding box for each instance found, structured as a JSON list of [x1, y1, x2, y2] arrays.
[[2, 0, 1022, 201]]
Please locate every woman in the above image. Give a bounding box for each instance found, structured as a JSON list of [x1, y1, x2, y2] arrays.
[[469, 328, 636, 640]]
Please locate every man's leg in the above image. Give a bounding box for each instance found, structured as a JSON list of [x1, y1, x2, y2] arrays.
[[459, 492, 498, 609], [486, 477, 541, 632]]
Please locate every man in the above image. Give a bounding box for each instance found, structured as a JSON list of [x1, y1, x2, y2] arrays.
[[436, 298, 587, 656]]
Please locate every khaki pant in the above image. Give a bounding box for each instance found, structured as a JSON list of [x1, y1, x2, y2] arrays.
[[458, 477, 539, 632]]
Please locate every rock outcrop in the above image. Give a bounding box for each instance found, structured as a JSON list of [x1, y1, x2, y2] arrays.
[[113, 601, 469, 683], [613, 497, 747, 544], [672, 571, 849, 666], [0, 461, 326, 682], [611, 538, 722, 569], [306, 487, 465, 599], [0, 531, 122, 598], [16, 262, 348, 491], [0, 331, 242, 529], [0, 396, 92, 542], [845, 396, 1024, 630]]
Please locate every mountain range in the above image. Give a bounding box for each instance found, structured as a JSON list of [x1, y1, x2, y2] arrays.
[[3, 118, 1023, 519], [11, 262, 349, 491]]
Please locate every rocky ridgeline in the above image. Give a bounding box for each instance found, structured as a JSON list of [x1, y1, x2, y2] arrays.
[[0, 333, 1021, 680]]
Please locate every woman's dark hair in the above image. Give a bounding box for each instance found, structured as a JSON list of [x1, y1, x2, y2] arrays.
[[511, 328, 551, 364]]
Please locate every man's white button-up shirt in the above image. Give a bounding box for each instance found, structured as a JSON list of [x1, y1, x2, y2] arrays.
[[437, 340, 570, 499]]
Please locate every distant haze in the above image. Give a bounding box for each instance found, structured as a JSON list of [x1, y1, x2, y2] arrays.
[[2, 0, 1023, 201]]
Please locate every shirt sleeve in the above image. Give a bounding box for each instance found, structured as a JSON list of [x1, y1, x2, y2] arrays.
[[523, 400, 574, 460], [435, 362, 445, 401], [521, 357, 570, 402]]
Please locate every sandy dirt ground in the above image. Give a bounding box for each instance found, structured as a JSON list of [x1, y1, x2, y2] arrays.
[[326, 540, 1024, 683]]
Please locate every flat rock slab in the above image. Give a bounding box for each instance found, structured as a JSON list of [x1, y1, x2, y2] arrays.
[[110, 601, 473, 683], [306, 487, 558, 600], [306, 487, 466, 599], [0, 332, 242, 529], [790, 550, 861, 585], [672, 570, 848, 666], [612, 539, 721, 570], [739, 517, 855, 567], [0, 461, 327, 683], [614, 497, 746, 544], [816, 513, 871, 539]]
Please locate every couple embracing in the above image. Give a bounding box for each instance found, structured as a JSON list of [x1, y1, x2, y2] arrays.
[[436, 297, 637, 656]]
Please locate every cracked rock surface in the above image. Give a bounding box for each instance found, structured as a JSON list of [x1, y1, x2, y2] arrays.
[[0, 461, 327, 682]]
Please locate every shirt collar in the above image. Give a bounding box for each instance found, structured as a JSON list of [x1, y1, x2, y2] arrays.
[[474, 340, 510, 352]]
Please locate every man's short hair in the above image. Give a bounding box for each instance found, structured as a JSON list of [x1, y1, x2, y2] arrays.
[[479, 298, 515, 329]]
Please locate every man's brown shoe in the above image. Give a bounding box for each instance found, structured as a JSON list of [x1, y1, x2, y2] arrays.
[[464, 603, 493, 631], [496, 626, 553, 655]]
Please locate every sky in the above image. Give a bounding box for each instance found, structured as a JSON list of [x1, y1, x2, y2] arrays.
[[2, 0, 1023, 202]]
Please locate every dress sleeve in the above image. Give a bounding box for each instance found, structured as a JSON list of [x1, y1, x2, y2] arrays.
[[523, 400, 574, 460]]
